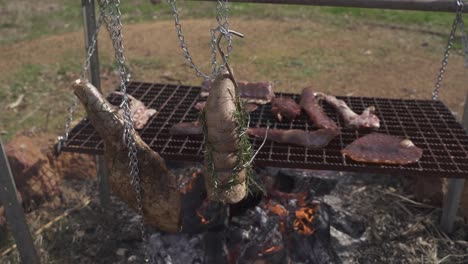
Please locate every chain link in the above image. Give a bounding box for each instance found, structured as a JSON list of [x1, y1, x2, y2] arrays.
[[56, 0, 106, 155], [166, 0, 233, 80], [432, 0, 464, 100], [106, 1, 148, 262]]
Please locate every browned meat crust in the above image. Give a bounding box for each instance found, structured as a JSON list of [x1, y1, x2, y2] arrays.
[[271, 97, 301, 122], [300, 87, 340, 131], [247, 127, 337, 149], [315, 92, 380, 130], [342, 133, 423, 165]]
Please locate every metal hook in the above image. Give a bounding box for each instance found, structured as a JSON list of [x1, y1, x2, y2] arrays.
[[216, 29, 244, 60], [215, 29, 244, 92]]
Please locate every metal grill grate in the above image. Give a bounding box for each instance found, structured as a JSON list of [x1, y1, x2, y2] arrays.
[[62, 81, 468, 178]]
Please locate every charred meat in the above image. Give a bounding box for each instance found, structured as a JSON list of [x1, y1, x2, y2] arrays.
[[271, 97, 301, 122]]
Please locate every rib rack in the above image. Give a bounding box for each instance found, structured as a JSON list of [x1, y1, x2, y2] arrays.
[[62, 81, 468, 178]]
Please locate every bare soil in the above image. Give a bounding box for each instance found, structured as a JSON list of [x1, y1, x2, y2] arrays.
[[1, 19, 467, 115]]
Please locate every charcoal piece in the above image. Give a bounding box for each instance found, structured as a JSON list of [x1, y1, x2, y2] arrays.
[[148, 233, 206, 264], [204, 231, 229, 264], [275, 169, 338, 196], [273, 170, 296, 193], [329, 207, 367, 239], [255, 248, 290, 264], [287, 203, 341, 264], [180, 173, 229, 234], [229, 191, 263, 217]]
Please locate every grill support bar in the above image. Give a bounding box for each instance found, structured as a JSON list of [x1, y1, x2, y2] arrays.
[[195, 0, 468, 13], [441, 92, 468, 233], [82, 0, 111, 210], [0, 137, 40, 264]]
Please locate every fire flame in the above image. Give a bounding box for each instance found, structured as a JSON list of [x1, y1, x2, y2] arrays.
[[262, 245, 283, 254], [293, 206, 316, 236], [180, 171, 200, 194], [196, 210, 210, 225], [264, 200, 288, 217], [271, 190, 308, 207]]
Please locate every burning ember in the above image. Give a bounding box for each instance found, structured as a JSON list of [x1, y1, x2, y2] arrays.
[[179, 170, 201, 194], [294, 205, 317, 236], [262, 245, 283, 254], [148, 169, 342, 264], [264, 200, 288, 217], [196, 207, 210, 225]]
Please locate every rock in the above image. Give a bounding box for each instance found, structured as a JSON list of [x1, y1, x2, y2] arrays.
[[4, 134, 61, 207], [127, 255, 138, 262], [116, 248, 127, 257]]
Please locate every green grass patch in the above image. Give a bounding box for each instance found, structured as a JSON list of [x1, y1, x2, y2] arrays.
[[0, 1, 458, 45]]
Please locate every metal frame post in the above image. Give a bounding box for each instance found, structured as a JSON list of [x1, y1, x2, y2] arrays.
[[82, 0, 111, 209], [0, 137, 40, 264], [441, 92, 468, 233]]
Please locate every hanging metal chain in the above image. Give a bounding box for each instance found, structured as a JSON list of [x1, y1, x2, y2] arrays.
[[56, 0, 107, 155], [166, 0, 233, 80], [432, 0, 464, 100], [106, 1, 148, 262]]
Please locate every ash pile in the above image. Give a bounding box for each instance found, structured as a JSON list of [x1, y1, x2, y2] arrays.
[[147, 165, 367, 264]]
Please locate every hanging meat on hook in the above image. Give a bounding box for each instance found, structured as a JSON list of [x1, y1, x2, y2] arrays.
[[72, 79, 182, 232], [112, 92, 157, 129], [342, 133, 423, 165], [271, 97, 301, 122], [201, 80, 275, 104], [202, 67, 253, 204], [315, 92, 380, 130]]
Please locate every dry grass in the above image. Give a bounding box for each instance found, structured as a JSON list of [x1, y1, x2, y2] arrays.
[[327, 173, 468, 264]]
